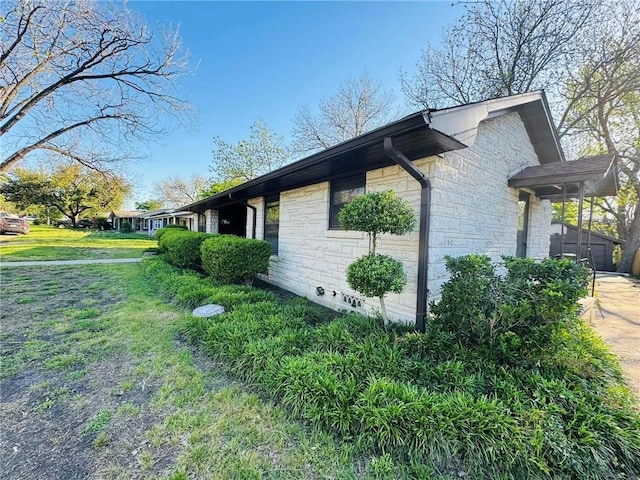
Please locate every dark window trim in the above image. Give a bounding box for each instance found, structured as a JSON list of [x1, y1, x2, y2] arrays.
[[264, 194, 280, 255], [329, 172, 366, 230]]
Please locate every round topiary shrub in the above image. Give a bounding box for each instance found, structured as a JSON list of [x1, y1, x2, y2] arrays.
[[346, 253, 407, 299], [346, 253, 407, 327], [339, 190, 415, 327]]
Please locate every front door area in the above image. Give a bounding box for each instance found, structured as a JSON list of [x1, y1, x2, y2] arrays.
[[217, 204, 247, 237]]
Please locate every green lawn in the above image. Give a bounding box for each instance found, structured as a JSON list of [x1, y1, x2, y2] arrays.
[[1, 263, 364, 479], [0, 225, 157, 261], [3, 228, 638, 479]]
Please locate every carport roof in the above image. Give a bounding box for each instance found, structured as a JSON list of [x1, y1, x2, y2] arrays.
[[508, 154, 618, 201]]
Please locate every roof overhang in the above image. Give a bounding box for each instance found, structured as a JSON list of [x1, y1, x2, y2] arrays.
[[429, 91, 564, 164], [186, 113, 466, 212], [185, 91, 564, 213], [508, 154, 618, 201]]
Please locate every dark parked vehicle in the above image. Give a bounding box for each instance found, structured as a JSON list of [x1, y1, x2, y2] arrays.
[[77, 219, 95, 228], [0, 213, 29, 235]]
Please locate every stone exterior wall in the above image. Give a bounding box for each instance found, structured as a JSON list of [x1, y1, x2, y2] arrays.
[[249, 112, 552, 323], [254, 170, 423, 323], [204, 209, 218, 234], [426, 112, 551, 299]]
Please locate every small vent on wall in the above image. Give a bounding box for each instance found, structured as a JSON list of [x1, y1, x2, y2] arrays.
[[341, 293, 364, 308]]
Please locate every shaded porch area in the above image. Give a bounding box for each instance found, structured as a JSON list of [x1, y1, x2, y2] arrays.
[[509, 154, 619, 292]]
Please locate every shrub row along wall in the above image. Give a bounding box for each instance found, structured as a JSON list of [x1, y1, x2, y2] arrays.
[[141, 255, 640, 479], [155, 228, 271, 282], [156, 227, 213, 270], [201, 236, 271, 285]]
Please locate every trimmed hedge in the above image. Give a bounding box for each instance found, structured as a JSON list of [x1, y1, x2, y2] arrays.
[[201, 235, 272, 284], [158, 230, 215, 270], [155, 224, 188, 241]]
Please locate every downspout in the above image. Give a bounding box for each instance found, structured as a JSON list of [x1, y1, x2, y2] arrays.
[[383, 137, 431, 333], [228, 194, 257, 239]]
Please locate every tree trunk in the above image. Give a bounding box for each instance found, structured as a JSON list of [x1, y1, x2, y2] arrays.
[[379, 296, 388, 330], [616, 201, 640, 273]]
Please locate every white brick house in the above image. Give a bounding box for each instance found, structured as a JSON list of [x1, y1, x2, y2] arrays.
[[185, 92, 617, 329]]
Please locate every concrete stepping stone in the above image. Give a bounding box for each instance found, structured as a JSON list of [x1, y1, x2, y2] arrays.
[[192, 304, 225, 318]]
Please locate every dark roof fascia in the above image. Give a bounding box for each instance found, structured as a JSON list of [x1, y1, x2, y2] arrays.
[[184, 112, 438, 211], [429, 91, 564, 164], [187, 92, 565, 213], [508, 154, 617, 199], [519, 91, 565, 164]]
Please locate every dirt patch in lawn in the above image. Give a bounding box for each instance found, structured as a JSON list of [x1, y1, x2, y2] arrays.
[[0, 266, 176, 480], [1, 264, 359, 480]]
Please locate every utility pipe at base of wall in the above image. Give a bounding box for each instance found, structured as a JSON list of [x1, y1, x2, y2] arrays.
[[383, 137, 431, 333]]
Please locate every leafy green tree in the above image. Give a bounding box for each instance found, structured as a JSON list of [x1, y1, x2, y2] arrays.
[[1, 164, 131, 227], [210, 119, 291, 182], [135, 200, 163, 211], [339, 191, 416, 327], [197, 178, 243, 199]]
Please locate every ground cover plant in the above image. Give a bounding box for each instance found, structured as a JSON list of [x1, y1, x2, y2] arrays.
[[1, 262, 373, 479], [142, 254, 640, 479], [0, 225, 156, 261]]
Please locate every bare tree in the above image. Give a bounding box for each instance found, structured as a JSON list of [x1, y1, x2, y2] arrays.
[[153, 174, 209, 208], [400, 0, 640, 272], [292, 73, 397, 153], [400, 0, 598, 110], [0, 0, 191, 174]]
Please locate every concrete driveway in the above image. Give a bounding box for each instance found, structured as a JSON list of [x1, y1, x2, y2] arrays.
[[592, 273, 640, 398]]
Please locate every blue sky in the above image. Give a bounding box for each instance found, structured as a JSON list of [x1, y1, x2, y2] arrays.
[[127, 1, 464, 205]]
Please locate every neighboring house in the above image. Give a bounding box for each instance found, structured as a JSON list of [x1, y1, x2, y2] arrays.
[[184, 91, 618, 328], [108, 211, 144, 232], [550, 223, 623, 272], [138, 208, 196, 235], [108, 209, 196, 235]]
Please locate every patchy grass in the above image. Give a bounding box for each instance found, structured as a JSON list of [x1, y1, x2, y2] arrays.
[[0, 263, 369, 479], [0, 225, 156, 261]]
